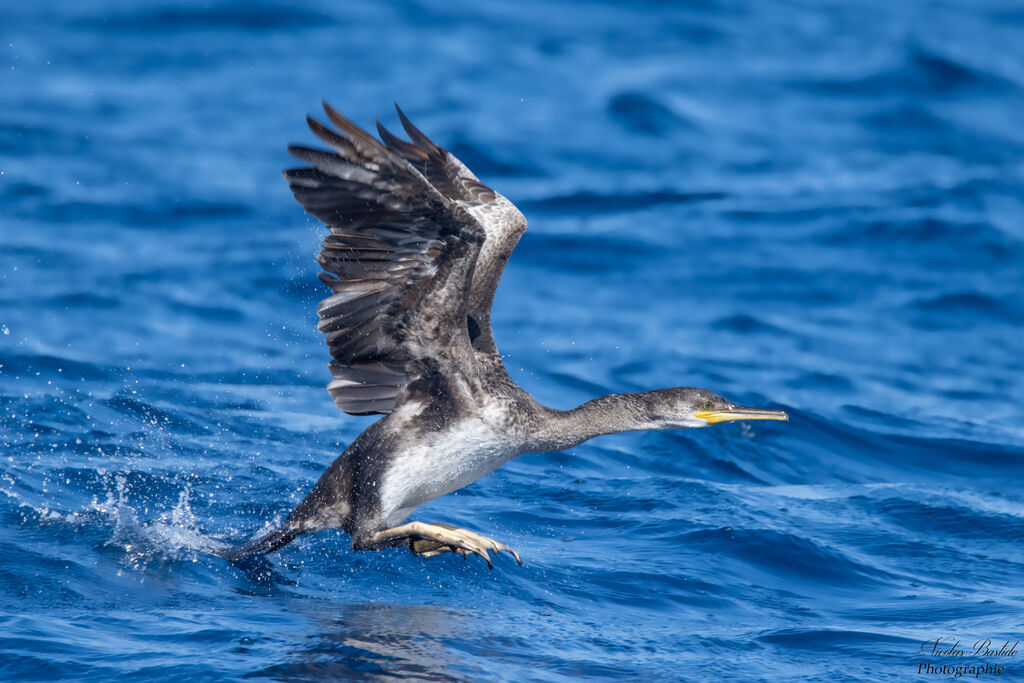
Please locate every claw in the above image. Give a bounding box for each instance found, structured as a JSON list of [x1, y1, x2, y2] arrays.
[[450, 539, 492, 569], [480, 548, 494, 569]]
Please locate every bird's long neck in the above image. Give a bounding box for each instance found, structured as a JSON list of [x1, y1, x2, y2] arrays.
[[534, 392, 656, 452]]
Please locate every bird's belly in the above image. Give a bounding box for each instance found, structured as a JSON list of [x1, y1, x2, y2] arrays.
[[377, 421, 520, 527]]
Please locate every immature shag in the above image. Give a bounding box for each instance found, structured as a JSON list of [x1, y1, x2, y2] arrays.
[[221, 103, 788, 567]]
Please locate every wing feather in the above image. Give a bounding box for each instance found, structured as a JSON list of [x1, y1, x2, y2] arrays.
[[284, 103, 485, 416], [377, 104, 528, 355]]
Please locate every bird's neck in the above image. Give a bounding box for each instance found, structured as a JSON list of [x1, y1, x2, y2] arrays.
[[534, 393, 656, 452]]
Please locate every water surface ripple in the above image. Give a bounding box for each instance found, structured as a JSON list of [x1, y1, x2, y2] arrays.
[[2, 1, 1023, 680]]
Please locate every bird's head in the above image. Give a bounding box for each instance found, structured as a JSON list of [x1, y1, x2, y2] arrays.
[[640, 387, 789, 430]]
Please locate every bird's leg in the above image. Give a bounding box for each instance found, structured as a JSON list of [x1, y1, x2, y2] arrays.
[[361, 521, 521, 568]]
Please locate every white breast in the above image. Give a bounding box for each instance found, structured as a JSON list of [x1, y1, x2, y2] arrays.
[[378, 402, 522, 527]]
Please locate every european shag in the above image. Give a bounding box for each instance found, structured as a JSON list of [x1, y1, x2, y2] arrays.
[[220, 103, 788, 568]]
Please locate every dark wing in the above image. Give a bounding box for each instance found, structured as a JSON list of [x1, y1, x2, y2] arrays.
[[284, 103, 485, 416], [376, 105, 527, 356]]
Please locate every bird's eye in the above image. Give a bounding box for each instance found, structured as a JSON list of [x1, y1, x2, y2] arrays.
[[702, 401, 713, 410]]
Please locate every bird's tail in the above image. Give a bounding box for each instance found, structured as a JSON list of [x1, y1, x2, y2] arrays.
[[218, 524, 300, 563]]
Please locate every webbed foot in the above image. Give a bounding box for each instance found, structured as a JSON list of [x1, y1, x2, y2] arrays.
[[365, 521, 522, 569]]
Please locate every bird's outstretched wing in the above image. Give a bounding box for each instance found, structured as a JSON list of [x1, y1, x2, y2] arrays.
[[284, 103, 485, 416], [375, 105, 528, 356]]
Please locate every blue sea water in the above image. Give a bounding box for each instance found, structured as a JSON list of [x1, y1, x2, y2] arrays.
[[2, 0, 1023, 680]]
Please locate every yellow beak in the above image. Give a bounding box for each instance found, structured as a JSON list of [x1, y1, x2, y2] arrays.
[[693, 406, 789, 424]]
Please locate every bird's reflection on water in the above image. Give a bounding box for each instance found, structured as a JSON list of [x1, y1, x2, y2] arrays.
[[248, 601, 467, 681]]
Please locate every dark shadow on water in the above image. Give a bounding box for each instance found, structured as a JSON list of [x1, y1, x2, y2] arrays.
[[227, 554, 298, 587]]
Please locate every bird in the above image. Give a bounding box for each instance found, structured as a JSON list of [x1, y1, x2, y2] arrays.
[[219, 102, 788, 568]]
